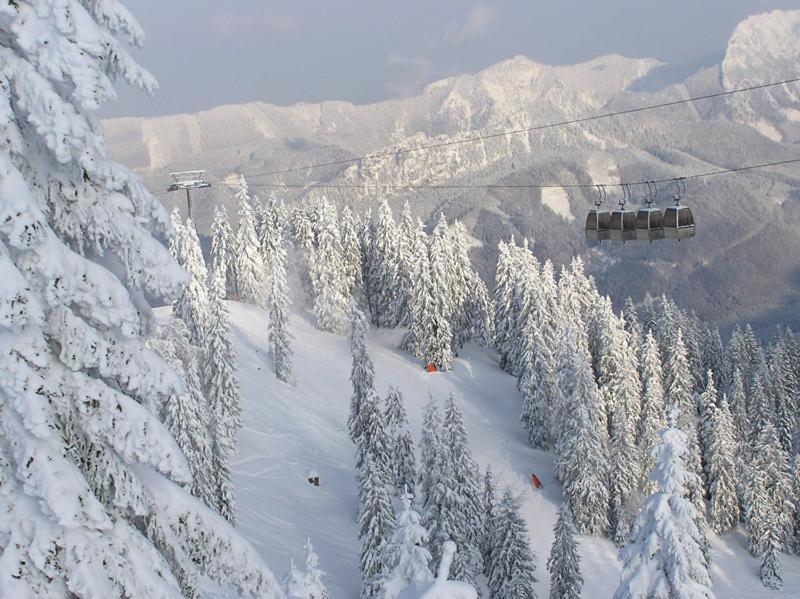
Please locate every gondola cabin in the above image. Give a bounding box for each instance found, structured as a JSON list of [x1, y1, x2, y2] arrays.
[[609, 208, 636, 242], [663, 205, 695, 240], [585, 209, 610, 241], [635, 207, 664, 241]]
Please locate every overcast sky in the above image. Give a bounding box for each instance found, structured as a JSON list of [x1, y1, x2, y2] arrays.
[[104, 0, 800, 118]]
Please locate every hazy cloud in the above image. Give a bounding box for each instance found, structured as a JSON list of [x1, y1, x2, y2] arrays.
[[210, 8, 298, 39], [384, 53, 434, 97], [442, 4, 497, 45]]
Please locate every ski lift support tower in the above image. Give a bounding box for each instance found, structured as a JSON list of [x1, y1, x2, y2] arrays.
[[167, 170, 211, 220]]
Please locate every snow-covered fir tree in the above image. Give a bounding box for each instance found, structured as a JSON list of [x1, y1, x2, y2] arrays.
[[384, 489, 434, 598], [340, 206, 363, 295], [614, 408, 713, 599], [554, 322, 610, 536], [760, 522, 784, 591], [284, 559, 307, 599], [393, 201, 416, 328], [268, 232, 293, 382], [357, 454, 396, 599], [304, 539, 330, 599], [427, 217, 455, 370], [371, 199, 402, 327], [418, 395, 444, 510], [211, 204, 237, 298], [402, 219, 435, 362], [519, 311, 557, 450], [482, 466, 498, 578], [384, 386, 417, 494], [203, 273, 242, 523], [348, 306, 378, 444], [441, 394, 484, 584], [706, 395, 739, 534], [149, 318, 216, 509], [697, 370, 719, 494], [0, 3, 281, 590], [170, 211, 211, 345], [234, 176, 267, 306], [311, 197, 349, 334], [608, 392, 642, 547], [488, 489, 538, 599], [637, 333, 665, 490], [790, 455, 800, 555], [257, 193, 287, 277], [493, 239, 516, 364], [547, 503, 583, 599]]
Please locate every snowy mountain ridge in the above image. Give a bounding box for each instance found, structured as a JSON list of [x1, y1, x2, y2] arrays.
[[105, 9, 800, 335]]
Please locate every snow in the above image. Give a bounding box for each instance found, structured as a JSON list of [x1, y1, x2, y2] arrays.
[[158, 300, 800, 598], [540, 188, 575, 223]]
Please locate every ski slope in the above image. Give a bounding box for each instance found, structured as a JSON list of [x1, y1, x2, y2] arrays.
[[220, 301, 800, 598]]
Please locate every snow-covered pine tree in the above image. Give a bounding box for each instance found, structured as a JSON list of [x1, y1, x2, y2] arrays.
[[170, 211, 211, 346], [268, 232, 293, 382], [664, 329, 704, 509], [357, 454, 396, 599], [441, 394, 484, 584], [547, 503, 583, 599], [292, 205, 317, 296], [384, 489, 434, 598], [448, 221, 477, 350], [790, 455, 800, 555], [149, 318, 216, 509], [614, 408, 713, 599], [760, 522, 783, 591], [742, 421, 792, 558], [284, 559, 307, 599], [0, 5, 281, 593], [482, 466, 498, 578], [622, 298, 642, 367], [465, 273, 495, 348], [768, 338, 798, 454], [697, 370, 719, 494], [700, 326, 726, 394], [348, 306, 377, 443], [637, 331, 666, 494], [203, 272, 242, 523], [402, 218, 435, 361], [393, 201, 416, 328], [303, 538, 330, 599], [427, 218, 455, 370], [418, 396, 444, 510], [340, 206, 363, 295], [554, 322, 610, 535], [211, 204, 237, 298], [312, 198, 349, 334], [493, 239, 515, 363], [257, 193, 287, 277], [384, 386, 416, 494], [372, 199, 402, 327], [608, 392, 642, 547], [728, 367, 747, 433], [488, 489, 538, 599], [519, 312, 557, 449], [706, 395, 739, 534], [234, 176, 267, 306]]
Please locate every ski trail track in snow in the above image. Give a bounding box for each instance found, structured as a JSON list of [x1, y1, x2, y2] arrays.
[[221, 302, 800, 598]]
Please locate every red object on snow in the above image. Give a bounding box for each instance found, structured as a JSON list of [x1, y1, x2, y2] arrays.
[[426, 363, 437, 373], [531, 473, 542, 490]]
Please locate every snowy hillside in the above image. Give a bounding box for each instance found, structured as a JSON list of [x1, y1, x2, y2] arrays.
[[206, 301, 800, 597], [104, 9, 800, 335]]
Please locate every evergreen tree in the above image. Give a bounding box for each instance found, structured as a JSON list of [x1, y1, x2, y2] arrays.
[[760, 524, 783, 591], [340, 206, 363, 295], [728, 368, 747, 433], [312, 198, 348, 334], [637, 332, 666, 472], [234, 176, 267, 305], [268, 234, 293, 382], [554, 323, 610, 535], [789, 455, 800, 555], [706, 396, 739, 534], [384, 490, 434, 598], [482, 466, 498, 577], [609, 396, 642, 547], [170, 211, 211, 345], [700, 327, 725, 394], [427, 217, 454, 370], [348, 307, 378, 444], [203, 274, 242, 523], [664, 330, 704, 509], [284, 559, 307, 599], [384, 386, 417, 494], [393, 201, 416, 327], [357, 455, 396, 599], [519, 312, 557, 450], [0, 5, 281, 594], [547, 503, 583, 599], [303, 539, 329, 599], [697, 371, 718, 494], [150, 318, 216, 509], [488, 489, 538, 599], [442, 394, 484, 584], [493, 240, 515, 361], [211, 204, 237, 298], [372, 199, 402, 327], [614, 408, 713, 599], [418, 397, 444, 510], [258, 193, 287, 276], [742, 422, 792, 558]]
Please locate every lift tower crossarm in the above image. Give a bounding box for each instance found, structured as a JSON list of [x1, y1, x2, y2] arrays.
[[167, 170, 211, 220]]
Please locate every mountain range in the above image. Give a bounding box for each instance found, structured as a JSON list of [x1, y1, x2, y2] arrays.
[[104, 9, 800, 335]]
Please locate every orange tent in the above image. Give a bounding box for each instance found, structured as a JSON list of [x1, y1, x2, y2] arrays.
[[425, 363, 437, 373]]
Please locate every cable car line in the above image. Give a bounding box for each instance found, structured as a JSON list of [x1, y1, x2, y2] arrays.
[[201, 76, 800, 184]]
